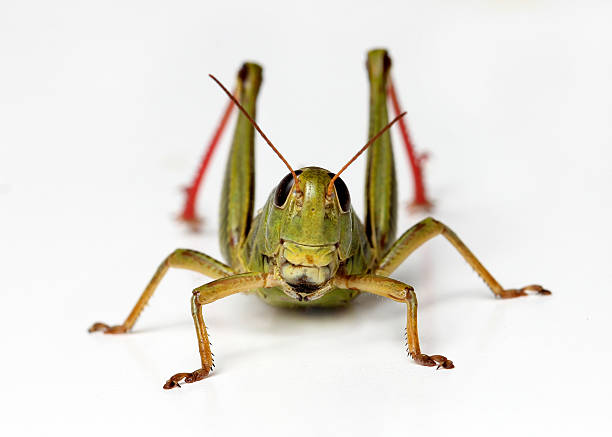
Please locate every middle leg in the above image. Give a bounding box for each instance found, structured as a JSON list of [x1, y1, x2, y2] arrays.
[[89, 249, 234, 334], [375, 217, 551, 298]]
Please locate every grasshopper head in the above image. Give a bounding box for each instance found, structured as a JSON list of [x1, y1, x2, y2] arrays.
[[264, 167, 354, 301]]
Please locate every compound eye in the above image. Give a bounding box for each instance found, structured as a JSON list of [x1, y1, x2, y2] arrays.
[[327, 173, 351, 213], [274, 170, 302, 208]]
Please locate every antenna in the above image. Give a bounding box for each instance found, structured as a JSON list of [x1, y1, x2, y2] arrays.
[[209, 74, 301, 192], [327, 112, 407, 196]]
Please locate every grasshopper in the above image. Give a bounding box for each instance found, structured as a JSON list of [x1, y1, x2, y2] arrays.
[[89, 49, 550, 389]]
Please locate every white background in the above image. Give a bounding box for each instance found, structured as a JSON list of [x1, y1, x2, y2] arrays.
[[1, 1, 611, 436]]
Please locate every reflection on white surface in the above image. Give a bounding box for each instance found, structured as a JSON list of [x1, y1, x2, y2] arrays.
[[0, 1, 610, 436]]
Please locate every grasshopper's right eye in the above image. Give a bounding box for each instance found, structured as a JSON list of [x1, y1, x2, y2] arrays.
[[328, 172, 351, 213], [274, 170, 302, 207]]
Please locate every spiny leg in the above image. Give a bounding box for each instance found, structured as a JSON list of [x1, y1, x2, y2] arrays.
[[376, 217, 551, 298], [334, 274, 453, 369], [162, 294, 212, 389], [163, 272, 280, 389], [179, 62, 262, 235], [89, 249, 234, 334]]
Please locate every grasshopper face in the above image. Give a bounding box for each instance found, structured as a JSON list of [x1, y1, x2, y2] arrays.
[[267, 167, 354, 301]]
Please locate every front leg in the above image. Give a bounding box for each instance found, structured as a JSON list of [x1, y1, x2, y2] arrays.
[[334, 275, 454, 370], [376, 217, 551, 299], [164, 272, 280, 389]]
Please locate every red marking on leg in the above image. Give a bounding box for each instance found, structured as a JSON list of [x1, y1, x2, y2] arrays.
[[178, 93, 236, 230], [388, 80, 433, 212]]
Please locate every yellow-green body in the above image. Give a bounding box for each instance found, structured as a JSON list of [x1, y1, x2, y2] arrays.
[[89, 49, 550, 389]]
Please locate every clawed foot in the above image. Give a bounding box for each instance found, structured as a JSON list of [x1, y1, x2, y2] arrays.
[[499, 284, 551, 299], [88, 322, 128, 334], [163, 367, 210, 389], [411, 352, 454, 370]]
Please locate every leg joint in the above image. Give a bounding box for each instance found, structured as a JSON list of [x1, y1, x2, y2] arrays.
[[423, 216, 444, 230], [192, 288, 214, 305], [404, 287, 417, 305], [190, 292, 200, 315]]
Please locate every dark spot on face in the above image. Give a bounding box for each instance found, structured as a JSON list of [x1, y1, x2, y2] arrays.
[[289, 279, 321, 294]]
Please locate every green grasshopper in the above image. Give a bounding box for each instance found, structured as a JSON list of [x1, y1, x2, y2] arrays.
[[89, 49, 550, 389]]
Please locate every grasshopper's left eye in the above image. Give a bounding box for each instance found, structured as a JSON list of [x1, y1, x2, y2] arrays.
[[328, 173, 351, 213], [274, 170, 302, 208]]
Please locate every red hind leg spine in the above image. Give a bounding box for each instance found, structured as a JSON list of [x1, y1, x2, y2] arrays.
[[388, 79, 433, 211], [179, 94, 236, 228]]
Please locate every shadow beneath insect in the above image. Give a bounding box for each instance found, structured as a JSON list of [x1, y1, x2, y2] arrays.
[[246, 302, 358, 333], [418, 288, 491, 308], [130, 319, 192, 334], [129, 287, 488, 337]]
